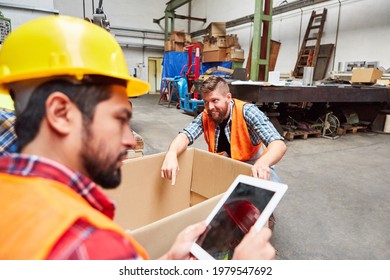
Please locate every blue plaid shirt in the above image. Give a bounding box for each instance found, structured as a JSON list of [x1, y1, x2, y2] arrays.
[[0, 109, 18, 156], [182, 100, 283, 151]]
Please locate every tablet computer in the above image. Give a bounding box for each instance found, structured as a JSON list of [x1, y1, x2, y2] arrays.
[[190, 174, 288, 260]]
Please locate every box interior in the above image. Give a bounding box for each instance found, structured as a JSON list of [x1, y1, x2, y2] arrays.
[[104, 148, 253, 258]]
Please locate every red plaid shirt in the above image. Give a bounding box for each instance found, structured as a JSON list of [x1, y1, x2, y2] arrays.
[[0, 154, 143, 259]]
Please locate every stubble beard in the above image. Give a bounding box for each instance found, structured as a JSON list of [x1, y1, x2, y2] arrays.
[[80, 124, 124, 189], [208, 104, 229, 125]]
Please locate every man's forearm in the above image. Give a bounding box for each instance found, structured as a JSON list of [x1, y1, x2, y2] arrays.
[[166, 133, 190, 156], [259, 140, 287, 166]]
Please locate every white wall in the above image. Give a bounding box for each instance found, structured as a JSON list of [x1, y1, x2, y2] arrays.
[[2, 0, 389, 82], [191, 0, 390, 76], [1, 0, 167, 87], [272, 0, 390, 74], [0, 0, 57, 28]]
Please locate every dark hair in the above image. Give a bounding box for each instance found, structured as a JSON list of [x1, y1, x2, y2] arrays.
[[200, 76, 230, 95], [15, 77, 126, 150]]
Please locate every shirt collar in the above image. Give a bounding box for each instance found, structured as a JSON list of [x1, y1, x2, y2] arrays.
[[227, 100, 234, 123]]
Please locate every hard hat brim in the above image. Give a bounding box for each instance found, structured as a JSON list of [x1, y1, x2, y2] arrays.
[[127, 76, 150, 97]]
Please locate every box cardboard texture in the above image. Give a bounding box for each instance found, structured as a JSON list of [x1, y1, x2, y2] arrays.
[[202, 49, 227, 62], [104, 148, 252, 259], [351, 68, 383, 83], [207, 22, 226, 36]]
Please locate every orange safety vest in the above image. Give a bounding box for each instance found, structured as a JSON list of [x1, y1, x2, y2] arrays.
[[202, 98, 266, 162], [0, 173, 149, 260]]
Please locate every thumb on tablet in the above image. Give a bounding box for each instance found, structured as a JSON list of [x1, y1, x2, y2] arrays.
[[232, 227, 275, 260]]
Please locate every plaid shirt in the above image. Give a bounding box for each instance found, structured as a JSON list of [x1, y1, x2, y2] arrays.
[[0, 154, 142, 259], [182, 100, 284, 152], [0, 109, 18, 156]]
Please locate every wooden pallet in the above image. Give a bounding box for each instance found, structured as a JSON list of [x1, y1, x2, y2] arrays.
[[284, 129, 321, 141], [337, 125, 367, 135]]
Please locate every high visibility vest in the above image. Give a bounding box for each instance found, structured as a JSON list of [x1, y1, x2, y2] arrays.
[[202, 98, 266, 162], [0, 173, 149, 260]]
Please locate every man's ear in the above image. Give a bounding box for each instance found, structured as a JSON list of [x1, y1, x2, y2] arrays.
[[227, 92, 232, 100], [45, 92, 76, 135]]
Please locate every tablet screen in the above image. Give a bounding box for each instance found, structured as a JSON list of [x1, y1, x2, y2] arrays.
[[195, 182, 275, 260]]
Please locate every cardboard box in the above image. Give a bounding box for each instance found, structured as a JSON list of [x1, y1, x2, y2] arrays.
[[217, 66, 234, 75], [170, 31, 185, 43], [202, 49, 227, 62], [202, 36, 227, 51], [132, 194, 223, 259], [207, 22, 226, 36], [351, 68, 383, 83], [174, 42, 184, 52], [202, 40, 220, 52], [230, 48, 245, 60], [185, 34, 192, 44], [226, 34, 240, 48], [226, 48, 245, 62], [376, 79, 390, 86], [104, 148, 252, 259], [164, 41, 174, 52], [214, 36, 227, 48], [126, 149, 143, 159]]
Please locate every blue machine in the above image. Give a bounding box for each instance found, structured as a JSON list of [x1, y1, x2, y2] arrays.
[[174, 76, 204, 114], [161, 52, 232, 115]]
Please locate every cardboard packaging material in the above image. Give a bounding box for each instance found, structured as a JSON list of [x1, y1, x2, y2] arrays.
[[214, 36, 227, 48], [126, 150, 143, 159], [164, 41, 173, 52], [202, 41, 221, 52], [170, 31, 185, 42], [132, 194, 223, 259], [207, 22, 226, 36], [104, 148, 252, 259], [351, 68, 383, 83], [226, 34, 240, 48], [226, 48, 245, 62], [217, 66, 234, 75], [202, 49, 227, 62], [376, 79, 390, 86], [164, 41, 184, 52]]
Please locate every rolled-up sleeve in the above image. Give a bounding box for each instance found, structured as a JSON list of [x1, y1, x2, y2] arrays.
[[181, 113, 204, 145], [243, 104, 284, 146]]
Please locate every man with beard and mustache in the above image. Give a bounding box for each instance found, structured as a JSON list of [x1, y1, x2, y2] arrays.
[[161, 76, 286, 229], [0, 16, 275, 260], [162, 76, 286, 184]]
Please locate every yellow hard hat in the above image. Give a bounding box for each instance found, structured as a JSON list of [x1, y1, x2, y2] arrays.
[[0, 92, 14, 110], [0, 15, 150, 97]]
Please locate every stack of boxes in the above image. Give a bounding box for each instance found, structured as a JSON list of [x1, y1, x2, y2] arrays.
[[164, 31, 193, 52], [202, 22, 245, 64], [163, 23, 246, 67], [202, 22, 227, 62]]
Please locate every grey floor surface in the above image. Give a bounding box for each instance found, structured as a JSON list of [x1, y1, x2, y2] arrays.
[[130, 93, 390, 260]]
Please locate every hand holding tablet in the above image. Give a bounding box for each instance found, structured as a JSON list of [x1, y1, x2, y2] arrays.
[[190, 175, 288, 260]]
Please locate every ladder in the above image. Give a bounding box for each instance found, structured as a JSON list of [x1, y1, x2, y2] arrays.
[[293, 8, 327, 79]]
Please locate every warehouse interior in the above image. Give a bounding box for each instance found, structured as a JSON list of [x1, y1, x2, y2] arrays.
[[0, 0, 389, 260]]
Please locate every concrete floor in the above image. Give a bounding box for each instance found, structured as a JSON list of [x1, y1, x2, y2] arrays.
[[130, 93, 390, 260]]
